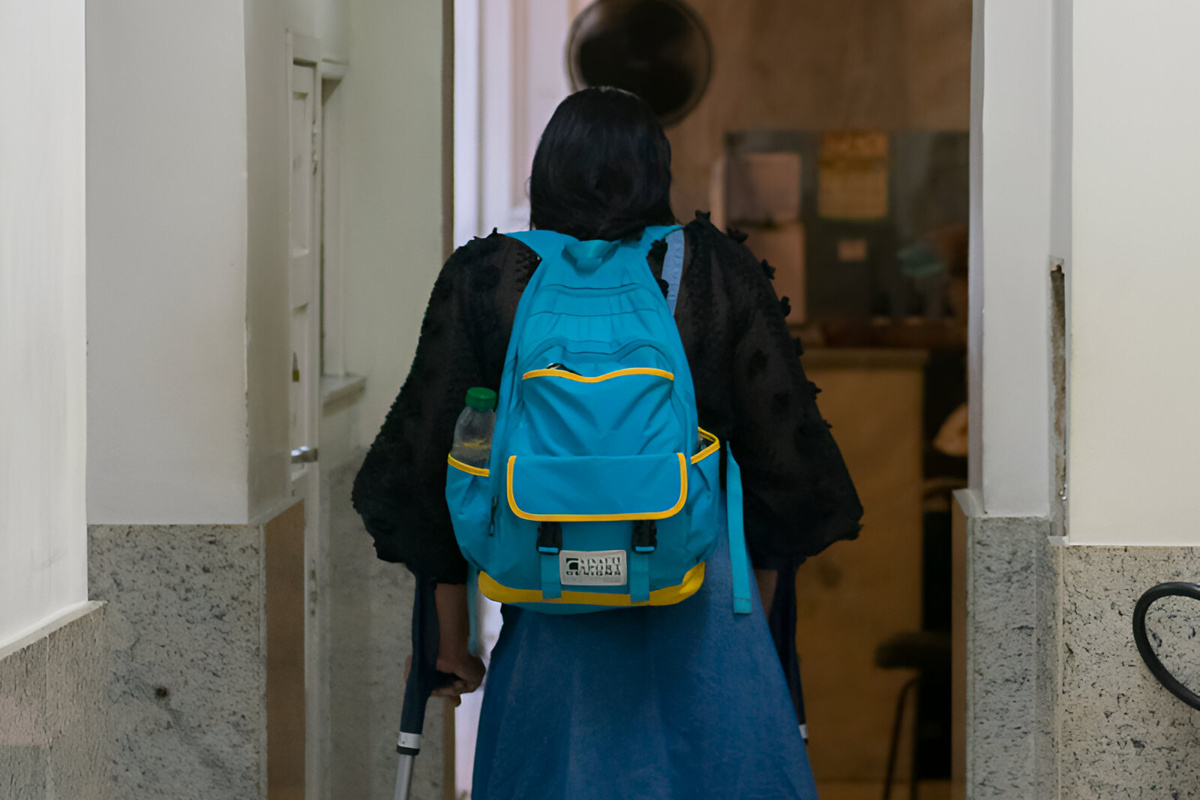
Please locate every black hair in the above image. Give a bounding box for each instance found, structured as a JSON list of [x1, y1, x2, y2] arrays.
[[529, 87, 676, 241]]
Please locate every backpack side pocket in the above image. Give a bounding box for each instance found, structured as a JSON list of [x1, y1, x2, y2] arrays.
[[446, 456, 494, 570], [686, 428, 723, 563]]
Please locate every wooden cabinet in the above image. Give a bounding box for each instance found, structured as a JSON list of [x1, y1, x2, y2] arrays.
[[796, 349, 928, 791]]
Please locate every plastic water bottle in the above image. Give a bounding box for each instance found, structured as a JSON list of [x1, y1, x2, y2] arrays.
[[451, 387, 497, 468]]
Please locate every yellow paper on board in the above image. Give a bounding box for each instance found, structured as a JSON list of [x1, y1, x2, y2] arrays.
[[818, 131, 889, 220]]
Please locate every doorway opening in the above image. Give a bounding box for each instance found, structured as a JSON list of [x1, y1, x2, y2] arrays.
[[452, 2, 972, 798]]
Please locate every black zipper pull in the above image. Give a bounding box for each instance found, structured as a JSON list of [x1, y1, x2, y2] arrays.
[[488, 496, 499, 536]]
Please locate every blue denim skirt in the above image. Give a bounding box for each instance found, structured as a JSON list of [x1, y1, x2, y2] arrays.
[[471, 520, 819, 800]]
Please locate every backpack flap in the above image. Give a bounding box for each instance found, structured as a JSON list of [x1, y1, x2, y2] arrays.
[[506, 452, 689, 605]]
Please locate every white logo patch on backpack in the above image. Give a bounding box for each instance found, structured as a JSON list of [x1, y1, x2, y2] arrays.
[[559, 550, 627, 587]]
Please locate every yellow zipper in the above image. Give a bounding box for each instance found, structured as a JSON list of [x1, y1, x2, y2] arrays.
[[521, 367, 674, 383]]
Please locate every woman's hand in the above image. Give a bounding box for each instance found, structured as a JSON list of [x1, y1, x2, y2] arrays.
[[403, 648, 485, 707], [433, 649, 486, 705]]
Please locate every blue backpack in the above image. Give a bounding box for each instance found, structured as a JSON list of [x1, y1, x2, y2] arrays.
[[446, 226, 752, 616]]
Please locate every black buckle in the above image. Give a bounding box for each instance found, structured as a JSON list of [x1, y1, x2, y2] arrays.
[[632, 520, 657, 554], [537, 522, 562, 554]]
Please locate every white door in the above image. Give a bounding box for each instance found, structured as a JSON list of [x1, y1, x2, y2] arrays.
[[288, 53, 326, 800], [290, 62, 320, 463]]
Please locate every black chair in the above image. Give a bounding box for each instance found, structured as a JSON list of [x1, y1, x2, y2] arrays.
[[875, 631, 951, 800]]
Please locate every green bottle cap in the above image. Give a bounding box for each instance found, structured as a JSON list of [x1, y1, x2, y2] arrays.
[[465, 387, 498, 411]]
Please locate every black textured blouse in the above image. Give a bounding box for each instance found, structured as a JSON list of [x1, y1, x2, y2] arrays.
[[352, 214, 863, 584]]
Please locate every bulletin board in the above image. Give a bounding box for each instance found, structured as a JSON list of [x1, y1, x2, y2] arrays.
[[721, 130, 970, 323]]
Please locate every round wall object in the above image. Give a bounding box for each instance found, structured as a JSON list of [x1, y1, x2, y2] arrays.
[[566, 0, 713, 126]]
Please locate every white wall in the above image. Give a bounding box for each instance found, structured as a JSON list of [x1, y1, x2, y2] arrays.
[[0, 0, 88, 645], [285, 0, 350, 61], [343, 0, 447, 444], [245, 0, 295, 521], [1050, 0, 1073, 265], [969, 0, 1055, 518], [454, 0, 482, 246], [477, 0, 522, 236], [966, 0, 984, 493], [1068, 0, 1200, 545], [87, 0, 252, 524], [451, 3, 582, 789], [461, 0, 581, 245]]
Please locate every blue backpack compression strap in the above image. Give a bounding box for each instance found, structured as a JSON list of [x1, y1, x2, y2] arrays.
[[662, 229, 749, 614], [725, 449, 753, 615], [663, 229, 685, 315]]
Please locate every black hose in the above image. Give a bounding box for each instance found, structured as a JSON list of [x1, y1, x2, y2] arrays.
[[1132, 582, 1200, 712]]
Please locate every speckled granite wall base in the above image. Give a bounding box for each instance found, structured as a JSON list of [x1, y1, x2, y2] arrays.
[[1058, 546, 1200, 800], [85, 472, 449, 800], [964, 512, 1059, 799], [89, 524, 268, 800], [1034, 523, 1062, 800], [326, 451, 448, 800], [965, 504, 1200, 800], [0, 601, 110, 800]]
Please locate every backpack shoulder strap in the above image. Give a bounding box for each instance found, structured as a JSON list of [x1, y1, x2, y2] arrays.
[[662, 228, 686, 316], [507, 227, 684, 311], [504, 229, 574, 263]]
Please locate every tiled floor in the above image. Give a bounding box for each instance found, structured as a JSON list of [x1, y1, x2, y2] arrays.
[[815, 780, 955, 800]]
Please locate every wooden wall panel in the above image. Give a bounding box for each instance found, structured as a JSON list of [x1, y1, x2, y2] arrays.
[[903, 0, 974, 130], [267, 501, 306, 800], [666, 0, 971, 218]]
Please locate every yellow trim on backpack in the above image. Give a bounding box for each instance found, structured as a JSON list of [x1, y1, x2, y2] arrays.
[[521, 367, 675, 383], [506, 453, 688, 522], [692, 428, 720, 464], [478, 562, 706, 607], [447, 454, 489, 477]]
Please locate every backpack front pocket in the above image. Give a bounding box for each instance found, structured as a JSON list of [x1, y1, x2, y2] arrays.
[[446, 455, 494, 568], [487, 451, 702, 609], [506, 452, 687, 521], [519, 366, 679, 456]]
